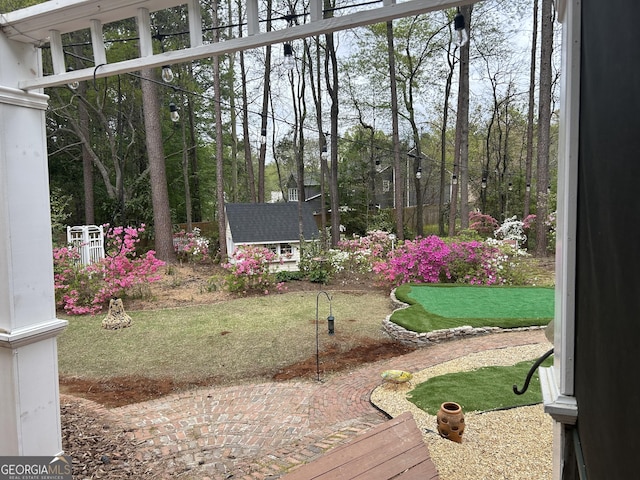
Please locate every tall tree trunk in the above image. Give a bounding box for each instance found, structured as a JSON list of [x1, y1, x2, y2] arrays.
[[458, 4, 472, 230], [227, 14, 239, 202], [186, 71, 202, 222], [387, 20, 404, 240], [212, 0, 227, 260], [325, 0, 340, 246], [180, 91, 192, 231], [78, 81, 94, 224], [307, 36, 328, 241], [257, 0, 272, 203], [237, 0, 256, 202], [524, 0, 539, 218], [140, 68, 175, 262], [439, 39, 456, 236], [535, 0, 553, 256]]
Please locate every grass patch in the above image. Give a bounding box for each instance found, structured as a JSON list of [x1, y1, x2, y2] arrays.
[[392, 284, 553, 332], [58, 291, 391, 385], [407, 356, 553, 414]]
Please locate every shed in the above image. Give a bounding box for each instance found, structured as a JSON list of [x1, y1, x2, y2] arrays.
[[224, 202, 319, 271]]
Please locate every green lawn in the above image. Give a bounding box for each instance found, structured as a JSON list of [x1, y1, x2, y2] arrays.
[[57, 291, 392, 384], [392, 284, 554, 332], [408, 356, 554, 414]]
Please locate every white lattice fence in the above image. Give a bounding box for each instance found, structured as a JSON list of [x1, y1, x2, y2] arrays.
[[67, 225, 105, 265]]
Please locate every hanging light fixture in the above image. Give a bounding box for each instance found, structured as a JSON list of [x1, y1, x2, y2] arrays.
[[283, 43, 295, 70], [453, 8, 469, 47], [526, 183, 531, 192], [169, 102, 180, 122], [260, 127, 267, 145], [66, 68, 79, 90], [452, 173, 458, 185], [161, 65, 175, 83], [416, 167, 422, 180], [508, 182, 513, 191], [481, 176, 487, 189], [321, 142, 328, 158]]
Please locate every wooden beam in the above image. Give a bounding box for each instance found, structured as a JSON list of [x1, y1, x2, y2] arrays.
[[187, 0, 203, 47], [48, 29, 65, 75], [17, 0, 478, 91], [137, 7, 153, 57], [247, 0, 259, 36], [1, 0, 187, 43], [90, 19, 107, 66]]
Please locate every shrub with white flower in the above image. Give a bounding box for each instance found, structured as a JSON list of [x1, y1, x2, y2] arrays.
[[494, 216, 528, 249], [173, 227, 210, 263]]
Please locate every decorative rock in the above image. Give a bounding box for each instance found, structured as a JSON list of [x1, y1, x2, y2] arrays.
[[381, 370, 413, 385], [102, 298, 132, 330]]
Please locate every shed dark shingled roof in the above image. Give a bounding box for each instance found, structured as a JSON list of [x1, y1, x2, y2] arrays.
[[225, 202, 319, 244]]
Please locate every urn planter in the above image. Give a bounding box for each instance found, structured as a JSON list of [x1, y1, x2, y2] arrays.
[[436, 401, 465, 443]]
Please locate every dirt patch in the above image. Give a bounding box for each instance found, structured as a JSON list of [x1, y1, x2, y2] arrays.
[[60, 338, 415, 408]]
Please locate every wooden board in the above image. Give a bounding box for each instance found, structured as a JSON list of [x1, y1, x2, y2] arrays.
[[283, 412, 439, 480]]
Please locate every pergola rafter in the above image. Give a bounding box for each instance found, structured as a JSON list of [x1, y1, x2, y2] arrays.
[[1, 0, 477, 91]]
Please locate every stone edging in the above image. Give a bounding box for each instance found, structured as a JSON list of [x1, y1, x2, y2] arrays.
[[383, 288, 546, 347]]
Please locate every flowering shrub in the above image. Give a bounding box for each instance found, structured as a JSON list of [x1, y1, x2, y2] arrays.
[[494, 216, 527, 247], [173, 227, 210, 263], [519, 213, 556, 252], [469, 211, 499, 237], [372, 235, 511, 287], [53, 225, 165, 315], [222, 246, 283, 294]]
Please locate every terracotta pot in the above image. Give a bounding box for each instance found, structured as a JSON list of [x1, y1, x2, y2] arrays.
[[436, 401, 465, 443]]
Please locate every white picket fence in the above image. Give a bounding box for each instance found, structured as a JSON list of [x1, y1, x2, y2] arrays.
[[67, 225, 105, 265]]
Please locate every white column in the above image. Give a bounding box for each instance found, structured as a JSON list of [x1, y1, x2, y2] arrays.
[[0, 33, 68, 456]]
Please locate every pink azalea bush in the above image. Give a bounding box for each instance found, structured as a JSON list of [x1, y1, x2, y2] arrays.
[[372, 235, 509, 287], [469, 211, 499, 237], [173, 227, 210, 263], [222, 246, 284, 294], [53, 224, 165, 315]]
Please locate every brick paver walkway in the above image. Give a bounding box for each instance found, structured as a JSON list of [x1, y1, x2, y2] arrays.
[[112, 329, 548, 479]]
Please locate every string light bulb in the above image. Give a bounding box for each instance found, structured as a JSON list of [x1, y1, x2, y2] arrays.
[[283, 43, 295, 70], [169, 102, 180, 122], [161, 65, 175, 83], [453, 8, 469, 47], [67, 67, 79, 90]]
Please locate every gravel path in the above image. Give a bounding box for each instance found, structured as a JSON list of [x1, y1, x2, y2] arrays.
[[371, 343, 553, 480]]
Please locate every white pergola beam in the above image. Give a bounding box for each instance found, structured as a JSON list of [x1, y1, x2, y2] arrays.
[[188, 0, 203, 46], [246, 0, 259, 36], [310, 0, 323, 22], [48, 29, 65, 75], [15, 0, 478, 91], [90, 19, 107, 66], [1, 0, 187, 43], [137, 8, 154, 57]]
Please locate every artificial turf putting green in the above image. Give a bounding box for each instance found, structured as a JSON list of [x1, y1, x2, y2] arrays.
[[392, 284, 554, 332]]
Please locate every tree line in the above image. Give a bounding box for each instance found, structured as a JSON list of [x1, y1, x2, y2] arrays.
[[2, 0, 558, 261]]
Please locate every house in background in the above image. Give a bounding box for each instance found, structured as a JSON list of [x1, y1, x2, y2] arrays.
[[224, 202, 319, 272], [285, 174, 322, 213]]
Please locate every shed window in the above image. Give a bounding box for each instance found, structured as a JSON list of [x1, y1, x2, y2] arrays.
[[288, 188, 298, 202], [281, 243, 293, 255]]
